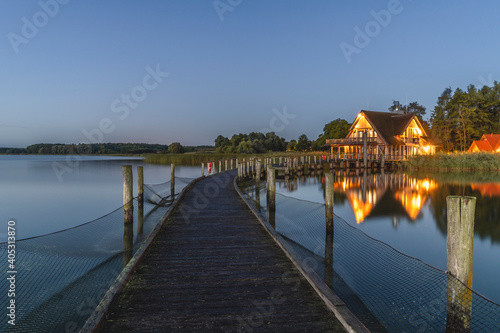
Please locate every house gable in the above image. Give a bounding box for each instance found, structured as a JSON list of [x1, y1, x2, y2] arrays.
[[481, 134, 500, 150], [347, 110, 419, 146], [468, 140, 493, 152]]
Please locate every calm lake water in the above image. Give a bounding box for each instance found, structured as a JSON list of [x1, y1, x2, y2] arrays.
[[0, 155, 200, 240], [242, 169, 500, 305]]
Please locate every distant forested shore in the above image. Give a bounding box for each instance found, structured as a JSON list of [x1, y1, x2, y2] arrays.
[[0, 143, 213, 155]]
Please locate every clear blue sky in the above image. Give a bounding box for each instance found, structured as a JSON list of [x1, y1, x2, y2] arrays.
[[1, 0, 499, 147]]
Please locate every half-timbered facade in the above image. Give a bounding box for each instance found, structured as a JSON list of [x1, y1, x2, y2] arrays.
[[326, 110, 436, 161]]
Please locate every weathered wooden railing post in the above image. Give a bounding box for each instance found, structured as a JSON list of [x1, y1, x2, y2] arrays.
[[122, 165, 134, 268], [256, 159, 261, 182], [446, 196, 476, 333], [171, 163, 175, 204], [266, 165, 276, 229], [201, 162, 205, 177], [225, 159, 228, 171], [137, 166, 144, 236]]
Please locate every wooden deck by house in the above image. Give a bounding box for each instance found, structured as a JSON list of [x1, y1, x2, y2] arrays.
[[96, 171, 348, 332]]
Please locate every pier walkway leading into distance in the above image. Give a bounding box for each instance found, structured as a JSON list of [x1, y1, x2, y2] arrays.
[[97, 171, 348, 332]]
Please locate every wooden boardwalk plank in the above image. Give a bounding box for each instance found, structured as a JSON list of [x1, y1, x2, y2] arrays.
[[98, 171, 346, 332]]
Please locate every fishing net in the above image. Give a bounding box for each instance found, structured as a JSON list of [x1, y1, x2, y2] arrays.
[[0, 176, 195, 333], [239, 182, 500, 333]]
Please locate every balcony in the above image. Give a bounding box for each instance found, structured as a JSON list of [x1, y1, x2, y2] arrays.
[[326, 137, 378, 145], [401, 137, 420, 145]]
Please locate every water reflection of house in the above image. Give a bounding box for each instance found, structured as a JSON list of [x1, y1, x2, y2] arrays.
[[471, 183, 500, 198], [335, 173, 437, 224], [327, 110, 437, 160]]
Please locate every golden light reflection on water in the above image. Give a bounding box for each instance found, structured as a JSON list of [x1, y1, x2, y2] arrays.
[[336, 174, 438, 223]]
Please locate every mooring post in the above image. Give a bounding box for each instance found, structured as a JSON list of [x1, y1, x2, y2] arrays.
[[266, 165, 276, 229], [122, 165, 133, 267], [325, 172, 334, 288], [256, 159, 261, 182], [446, 196, 476, 333], [171, 163, 175, 204], [137, 166, 144, 236]]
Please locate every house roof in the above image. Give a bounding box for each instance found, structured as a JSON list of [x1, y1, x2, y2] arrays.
[[351, 110, 416, 145], [480, 134, 500, 150], [469, 140, 493, 152]]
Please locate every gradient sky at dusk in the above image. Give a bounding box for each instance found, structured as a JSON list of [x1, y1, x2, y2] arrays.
[[1, 0, 499, 147]]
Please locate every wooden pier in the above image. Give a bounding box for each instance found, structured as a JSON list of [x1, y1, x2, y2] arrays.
[[92, 171, 355, 332]]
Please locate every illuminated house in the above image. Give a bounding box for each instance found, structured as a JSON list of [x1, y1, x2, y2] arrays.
[[468, 134, 500, 152], [326, 110, 436, 160]]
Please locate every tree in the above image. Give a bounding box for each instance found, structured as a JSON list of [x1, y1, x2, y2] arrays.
[[388, 101, 426, 120], [252, 139, 266, 153], [287, 140, 297, 151], [430, 87, 453, 151], [264, 132, 286, 152], [168, 142, 185, 154], [215, 135, 230, 152], [406, 101, 426, 120], [316, 118, 350, 145], [296, 134, 311, 151], [237, 140, 254, 154], [430, 82, 500, 151]]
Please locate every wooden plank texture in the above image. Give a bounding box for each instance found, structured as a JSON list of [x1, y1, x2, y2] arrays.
[[98, 171, 346, 332]]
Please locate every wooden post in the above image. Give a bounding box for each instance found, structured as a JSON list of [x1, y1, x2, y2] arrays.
[[137, 166, 144, 236], [122, 165, 133, 267], [231, 159, 234, 170], [446, 196, 475, 333], [225, 159, 228, 171], [201, 162, 205, 177], [325, 172, 334, 223], [256, 159, 261, 182], [266, 165, 276, 229], [171, 163, 175, 203], [219, 160, 222, 173]]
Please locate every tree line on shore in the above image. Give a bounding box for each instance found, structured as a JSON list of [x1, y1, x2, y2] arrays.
[[0, 142, 209, 155], [430, 82, 500, 151]]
